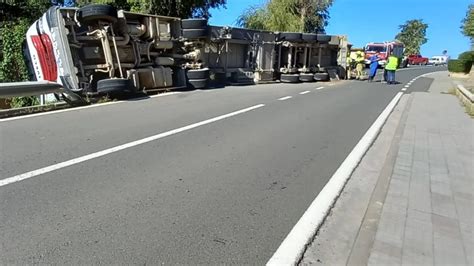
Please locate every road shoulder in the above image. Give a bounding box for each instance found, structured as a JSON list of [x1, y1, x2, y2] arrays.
[[301, 71, 474, 265], [300, 92, 411, 265]]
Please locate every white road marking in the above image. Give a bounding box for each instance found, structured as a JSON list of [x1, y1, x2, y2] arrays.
[[404, 85, 410, 88], [299, 91, 310, 95], [267, 92, 404, 265], [278, 96, 292, 101], [0, 92, 183, 122], [0, 104, 265, 187], [149, 91, 182, 98], [315, 87, 324, 90], [401, 88, 407, 91]]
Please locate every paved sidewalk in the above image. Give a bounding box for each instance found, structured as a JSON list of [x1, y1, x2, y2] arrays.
[[302, 72, 473, 265]]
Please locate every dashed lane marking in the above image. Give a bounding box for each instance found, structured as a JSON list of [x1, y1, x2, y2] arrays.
[[278, 96, 293, 101]]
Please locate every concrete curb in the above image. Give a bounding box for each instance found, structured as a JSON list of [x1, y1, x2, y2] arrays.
[[267, 91, 404, 266], [455, 84, 474, 114], [456, 84, 474, 102], [0, 102, 69, 119]]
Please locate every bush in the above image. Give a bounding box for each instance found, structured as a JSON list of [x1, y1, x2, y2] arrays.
[[0, 19, 29, 82], [448, 59, 469, 73], [458, 51, 474, 73], [459, 51, 474, 63], [0, 19, 40, 108]]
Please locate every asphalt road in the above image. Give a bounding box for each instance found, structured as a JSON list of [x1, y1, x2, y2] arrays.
[[0, 66, 443, 264]]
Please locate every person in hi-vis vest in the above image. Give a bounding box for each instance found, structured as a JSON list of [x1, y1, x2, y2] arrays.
[[385, 55, 399, 85]]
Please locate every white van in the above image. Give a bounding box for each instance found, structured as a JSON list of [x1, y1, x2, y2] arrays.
[[428, 56, 449, 66]]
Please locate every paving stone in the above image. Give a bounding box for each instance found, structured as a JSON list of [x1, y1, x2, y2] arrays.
[[385, 178, 409, 209], [430, 180, 452, 197], [432, 214, 467, 265], [374, 203, 406, 247], [368, 239, 402, 266], [431, 192, 458, 218], [430, 173, 450, 184], [459, 222, 474, 266], [453, 195, 473, 225], [402, 209, 433, 265]]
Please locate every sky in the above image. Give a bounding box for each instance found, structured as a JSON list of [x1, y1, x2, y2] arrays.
[[208, 0, 472, 58]]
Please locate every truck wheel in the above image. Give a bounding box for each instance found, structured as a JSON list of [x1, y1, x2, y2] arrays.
[[316, 34, 331, 43], [181, 18, 208, 29], [188, 79, 209, 89], [279, 32, 302, 41], [314, 72, 329, 81], [302, 33, 318, 41], [182, 29, 208, 39], [280, 74, 300, 83], [299, 73, 315, 82], [186, 68, 210, 80], [97, 78, 134, 94], [78, 4, 117, 25]]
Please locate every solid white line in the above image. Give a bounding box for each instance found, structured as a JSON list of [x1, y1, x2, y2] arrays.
[[0, 104, 265, 187], [299, 91, 311, 95], [267, 92, 404, 266], [0, 92, 182, 122], [278, 96, 292, 101], [315, 87, 324, 90]]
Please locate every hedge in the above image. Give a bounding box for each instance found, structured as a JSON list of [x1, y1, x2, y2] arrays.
[[448, 59, 469, 73], [458, 51, 474, 63]]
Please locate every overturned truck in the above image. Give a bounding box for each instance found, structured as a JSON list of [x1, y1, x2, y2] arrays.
[[25, 4, 349, 103]]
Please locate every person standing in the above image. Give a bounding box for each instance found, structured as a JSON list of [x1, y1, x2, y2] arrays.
[[385, 54, 399, 84], [368, 52, 380, 82], [355, 51, 365, 80]]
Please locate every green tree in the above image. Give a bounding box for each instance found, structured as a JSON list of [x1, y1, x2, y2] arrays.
[[83, 0, 226, 18], [461, 4, 474, 49], [237, 0, 333, 33], [237, 5, 268, 30], [0, 0, 51, 22], [296, 0, 334, 33], [395, 19, 428, 55]]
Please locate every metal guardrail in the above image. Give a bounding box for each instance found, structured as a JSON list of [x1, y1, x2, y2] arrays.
[[0, 81, 63, 98]]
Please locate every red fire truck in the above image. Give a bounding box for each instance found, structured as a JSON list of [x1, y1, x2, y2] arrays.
[[364, 41, 407, 68]]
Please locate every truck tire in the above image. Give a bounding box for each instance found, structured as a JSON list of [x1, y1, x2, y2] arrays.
[[186, 68, 210, 80], [181, 18, 208, 29], [314, 72, 329, 81], [299, 73, 315, 82], [188, 78, 209, 89], [78, 4, 117, 25], [280, 74, 300, 83], [302, 33, 318, 41], [317, 34, 331, 43], [97, 78, 134, 94], [182, 29, 208, 39], [279, 32, 302, 41]]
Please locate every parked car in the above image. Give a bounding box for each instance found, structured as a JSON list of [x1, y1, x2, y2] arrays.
[[428, 56, 449, 66], [407, 54, 429, 65]]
